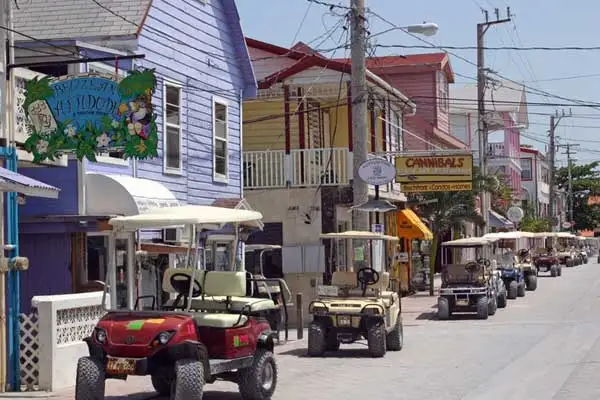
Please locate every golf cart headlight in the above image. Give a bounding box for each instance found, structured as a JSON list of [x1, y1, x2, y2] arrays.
[[94, 328, 107, 344], [152, 331, 174, 347]]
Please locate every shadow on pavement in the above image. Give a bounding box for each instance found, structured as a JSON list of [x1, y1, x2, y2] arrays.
[[106, 391, 243, 400], [279, 346, 375, 359]]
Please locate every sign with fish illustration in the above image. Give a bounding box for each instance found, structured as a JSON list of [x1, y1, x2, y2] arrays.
[[23, 69, 159, 162]]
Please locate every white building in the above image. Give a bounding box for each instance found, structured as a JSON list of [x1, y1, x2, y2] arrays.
[[520, 146, 550, 217]]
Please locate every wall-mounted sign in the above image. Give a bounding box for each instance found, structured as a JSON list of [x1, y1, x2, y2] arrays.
[[23, 69, 159, 162], [395, 153, 473, 193], [358, 158, 395, 186], [507, 206, 524, 223]]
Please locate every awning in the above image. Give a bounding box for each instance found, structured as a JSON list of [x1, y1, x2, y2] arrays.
[[0, 166, 60, 199], [489, 210, 514, 229], [396, 209, 433, 240], [85, 173, 179, 216]]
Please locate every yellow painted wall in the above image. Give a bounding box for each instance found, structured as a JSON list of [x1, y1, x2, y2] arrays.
[[243, 98, 385, 152]]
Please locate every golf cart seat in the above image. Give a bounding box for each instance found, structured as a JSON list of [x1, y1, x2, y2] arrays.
[[162, 269, 276, 314], [331, 271, 357, 288], [443, 264, 486, 284]]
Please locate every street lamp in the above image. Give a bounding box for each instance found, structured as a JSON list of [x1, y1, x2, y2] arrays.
[[370, 22, 439, 39]]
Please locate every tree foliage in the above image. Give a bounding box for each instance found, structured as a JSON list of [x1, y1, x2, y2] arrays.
[[555, 161, 600, 231]]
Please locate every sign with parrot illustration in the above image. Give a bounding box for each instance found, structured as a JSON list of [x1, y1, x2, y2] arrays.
[[22, 69, 159, 162]]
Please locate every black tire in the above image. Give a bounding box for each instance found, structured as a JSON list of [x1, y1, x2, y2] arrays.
[[307, 321, 326, 357], [325, 333, 340, 351], [517, 282, 526, 297], [172, 359, 204, 400], [497, 290, 507, 308], [526, 274, 538, 291], [151, 368, 172, 396], [476, 296, 489, 320], [488, 294, 497, 316], [75, 357, 105, 400], [238, 349, 278, 400], [550, 265, 558, 277], [566, 258, 573, 268], [437, 297, 450, 320], [507, 281, 518, 299], [558, 266, 563, 276], [386, 314, 403, 351], [367, 321, 387, 357]]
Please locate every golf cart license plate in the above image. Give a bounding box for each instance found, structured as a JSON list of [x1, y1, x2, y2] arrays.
[[337, 316, 351, 326], [106, 358, 136, 374], [456, 299, 469, 306]]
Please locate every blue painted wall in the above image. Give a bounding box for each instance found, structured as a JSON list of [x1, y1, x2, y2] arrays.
[[19, 159, 79, 218], [135, 0, 248, 204]]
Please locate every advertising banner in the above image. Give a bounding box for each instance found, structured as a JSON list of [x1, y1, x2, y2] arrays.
[[395, 153, 474, 192]]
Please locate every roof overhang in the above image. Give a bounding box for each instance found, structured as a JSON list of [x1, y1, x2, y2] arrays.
[[0, 166, 60, 199], [85, 173, 180, 216]]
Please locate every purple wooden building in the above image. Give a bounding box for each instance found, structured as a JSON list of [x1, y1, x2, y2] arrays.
[[13, 0, 257, 312]]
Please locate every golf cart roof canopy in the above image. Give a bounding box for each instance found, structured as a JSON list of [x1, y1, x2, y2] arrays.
[[244, 244, 282, 252], [442, 237, 499, 247], [109, 205, 264, 231], [483, 231, 535, 239], [545, 232, 577, 238], [319, 230, 399, 241], [530, 232, 550, 238]]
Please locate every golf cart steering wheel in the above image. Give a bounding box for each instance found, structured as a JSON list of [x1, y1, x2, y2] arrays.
[[465, 262, 480, 274], [357, 267, 380, 287], [170, 273, 202, 298], [477, 258, 491, 267]]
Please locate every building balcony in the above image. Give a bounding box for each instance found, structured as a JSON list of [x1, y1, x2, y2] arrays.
[[243, 148, 404, 197]]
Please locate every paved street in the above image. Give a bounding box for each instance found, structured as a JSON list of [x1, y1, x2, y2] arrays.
[[10, 262, 600, 400]]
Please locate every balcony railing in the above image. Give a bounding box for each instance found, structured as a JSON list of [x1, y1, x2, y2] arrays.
[[243, 148, 351, 189]]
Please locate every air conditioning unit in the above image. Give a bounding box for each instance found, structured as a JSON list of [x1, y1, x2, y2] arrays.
[[163, 226, 192, 244]]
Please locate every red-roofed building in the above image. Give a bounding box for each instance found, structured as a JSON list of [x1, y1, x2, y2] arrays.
[[335, 53, 467, 150]]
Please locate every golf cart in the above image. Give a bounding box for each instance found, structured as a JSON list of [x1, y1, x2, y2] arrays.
[[577, 237, 589, 264], [244, 244, 293, 342], [438, 237, 504, 320], [307, 231, 402, 358], [76, 205, 279, 400], [485, 231, 538, 292], [552, 232, 577, 267], [531, 232, 561, 277]]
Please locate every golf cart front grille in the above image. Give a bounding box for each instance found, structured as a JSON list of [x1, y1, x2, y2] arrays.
[[439, 287, 487, 295]]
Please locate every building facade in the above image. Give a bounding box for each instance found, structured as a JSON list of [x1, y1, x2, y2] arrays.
[[520, 146, 550, 217], [13, 0, 256, 311]]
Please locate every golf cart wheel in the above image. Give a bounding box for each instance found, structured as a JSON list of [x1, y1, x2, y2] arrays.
[[172, 359, 204, 400], [307, 321, 326, 357], [325, 333, 340, 351], [386, 313, 403, 351], [151, 367, 173, 396], [550, 265, 558, 277], [238, 349, 278, 400], [75, 357, 105, 400], [566, 258, 574, 268], [476, 296, 489, 320], [497, 290, 508, 309], [517, 282, 526, 297], [558, 266, 563, 276], [507, 281, 518, 300], [367, 321, 387, 358], [437, 297, 450, 320], [488, 295, 497, 316], [526, 274, 538, 291], [476, 296, 489, 319]]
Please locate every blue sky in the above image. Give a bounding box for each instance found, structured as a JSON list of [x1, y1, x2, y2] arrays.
[[237, 0, 600, 166]]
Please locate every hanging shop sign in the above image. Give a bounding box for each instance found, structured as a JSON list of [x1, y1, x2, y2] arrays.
[[395, 153, 473, 193], [23, 69, 159, 162], [358, 158, 396, 186]]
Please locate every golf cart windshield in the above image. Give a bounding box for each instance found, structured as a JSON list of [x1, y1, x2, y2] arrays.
[[104, 205, 264, 312], [318, 231, 399, 297]]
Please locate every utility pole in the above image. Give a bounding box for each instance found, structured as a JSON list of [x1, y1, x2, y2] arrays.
[[563, 143, 579, 231], [477, 7, 511, 234], [350, 0, 369, 267], [548, 109, 571, 231]]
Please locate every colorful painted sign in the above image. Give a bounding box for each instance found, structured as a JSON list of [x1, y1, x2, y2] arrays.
[[233, 334, 250, 348], [126, 320, 145, 331], [23, 69, 159, 162], [395, 153, 473, 193]]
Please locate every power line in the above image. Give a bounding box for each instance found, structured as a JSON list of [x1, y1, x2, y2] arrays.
[[371, 44, 600, 51]]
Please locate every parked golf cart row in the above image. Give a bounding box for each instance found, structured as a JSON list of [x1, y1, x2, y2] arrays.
[[437, 231, 590, 321]]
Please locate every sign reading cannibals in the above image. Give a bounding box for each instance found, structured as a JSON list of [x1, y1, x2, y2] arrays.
[[395, 153, 474, 193]]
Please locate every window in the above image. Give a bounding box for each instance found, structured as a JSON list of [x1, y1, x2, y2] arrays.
[[520, 158, 533, 180], [392, 110, 403, 151], [213, 97, 228, 181], [87, 62, 129, 164], [438, 71, 449, 112], [163, 83, 182, 173], [541, 167, 549, 184]]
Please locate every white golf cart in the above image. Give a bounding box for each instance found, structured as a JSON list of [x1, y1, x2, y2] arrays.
[[76, 205, 280, 400]]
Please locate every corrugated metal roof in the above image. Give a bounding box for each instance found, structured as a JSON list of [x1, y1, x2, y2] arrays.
[[0, 166, 60, 199], [13, 0, 152, 41]]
